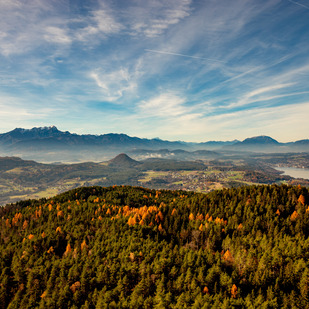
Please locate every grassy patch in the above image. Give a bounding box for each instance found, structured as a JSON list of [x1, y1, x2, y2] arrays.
[[138, 171, 169, 183]]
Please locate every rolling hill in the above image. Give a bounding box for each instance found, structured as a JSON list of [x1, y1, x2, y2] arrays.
[[0, 184, 308, 308]]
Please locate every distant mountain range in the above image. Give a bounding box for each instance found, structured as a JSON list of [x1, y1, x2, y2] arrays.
[[0, 126, 308, 162], [224, 135, 309, 153], [0, 126, 186, 149]]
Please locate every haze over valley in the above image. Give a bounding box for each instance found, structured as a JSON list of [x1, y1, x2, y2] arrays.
[[1, 126, 309, 163], [0, 126, 308, 206]]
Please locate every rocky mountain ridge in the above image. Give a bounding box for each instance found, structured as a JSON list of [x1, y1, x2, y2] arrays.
[[0, 127, 308, 162]]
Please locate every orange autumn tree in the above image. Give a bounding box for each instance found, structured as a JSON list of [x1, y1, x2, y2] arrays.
[[223, 250, 234, 263], [128, 216, 137, 226], [64, 243, 72, 256], [298, 194, 305, 205], [231, 284, 237, 298], [291, 211, 299, 221], [81, 240, 88, 251]]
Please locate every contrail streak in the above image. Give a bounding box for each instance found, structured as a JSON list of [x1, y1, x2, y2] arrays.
[[145, 49, 225, 63], [288, 0, 309, 9]]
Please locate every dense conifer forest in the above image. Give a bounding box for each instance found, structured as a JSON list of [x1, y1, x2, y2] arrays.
[[0, 184, 308, 308]]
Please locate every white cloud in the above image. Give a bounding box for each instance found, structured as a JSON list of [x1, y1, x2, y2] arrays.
[[75, 9, 123, 42], [44, 26, 72, 44], [129, 88, 309, 142], [90, 67, 137, 102], [228, 83, 295, 108], [138, 93, 190, 117], [0, 1, 123, 56], [0, 1, 70, 55], [0, 0, 22, 9], [0, 92, 63, 133], [131, 93, 206, 140], [205, 101, 309, 142], [0, 0, 308, 144], [125, 0, 192, 37], [246, 84, 294, 98]]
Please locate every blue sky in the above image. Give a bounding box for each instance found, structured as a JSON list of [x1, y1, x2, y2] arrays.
[[0, 0, 309, 142]]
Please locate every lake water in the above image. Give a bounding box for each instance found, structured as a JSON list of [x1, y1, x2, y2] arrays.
[[274, 166, 309, 179]]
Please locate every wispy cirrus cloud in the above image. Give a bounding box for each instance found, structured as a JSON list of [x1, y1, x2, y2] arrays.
[[0, 0, 309, 142], [126, 0, 192, 37], [0, 2, 71, 56], [133, 99, 309, 142], [44, 26, 72, 45], [0, 1, 123, 56], [74, 8, 123, 42], [90, 68, 138, 102], [228, 83, 296, 108], [0, 0, 192, 57], [138, 93, 190, 117], [0, 91, 63, 132]]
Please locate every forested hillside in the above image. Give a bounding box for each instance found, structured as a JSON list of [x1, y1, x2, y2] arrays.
[[0, 185, 308, 308]]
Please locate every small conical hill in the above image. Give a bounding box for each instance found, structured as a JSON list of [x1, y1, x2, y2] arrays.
[[108, 153, 140, 168]]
